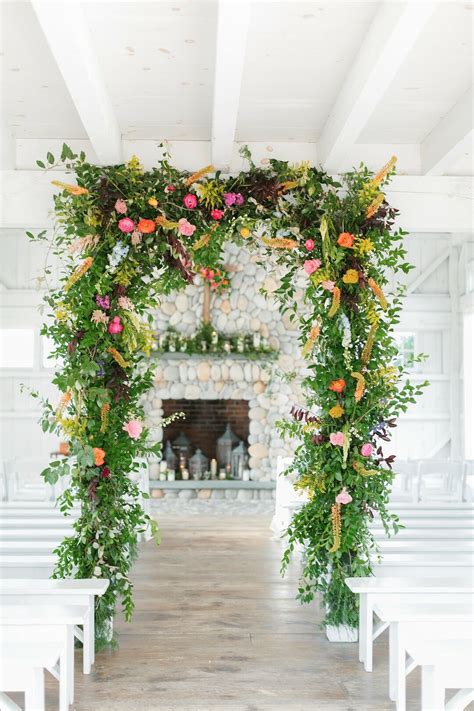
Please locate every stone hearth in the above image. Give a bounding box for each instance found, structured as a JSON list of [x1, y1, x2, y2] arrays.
[[144, 354, 296, 481]]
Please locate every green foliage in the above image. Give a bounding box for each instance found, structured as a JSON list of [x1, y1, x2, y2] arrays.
[[155, 323, 277, 358], [30, 147, 426, 637]]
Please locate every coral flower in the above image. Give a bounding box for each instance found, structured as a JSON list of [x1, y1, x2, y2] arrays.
[[305, 239, 314, 251], [303, 259, 321, 275], [329, 378, 346, 393], [137, 218, 155, 234], [178, 218, 197, 237], [118, 217, 135, 233], [93, 448, 106, 466], [183, 193, 198, 209], [329, 405, 344, 419], [336, 487, 352, 505], [329, 432, 345, 446], [342, 269, 359, 284], [211, 209, 224, 220], [361, 443, 373, 457], [114, 199, 127, 214], [337, 232, 354, 248], [123, 419, 143, 439]]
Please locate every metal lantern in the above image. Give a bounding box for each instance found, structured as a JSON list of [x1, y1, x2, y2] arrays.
[[216, 423, 239, 468], [164, 441, 177, 472], [231, 441, 248, 479], [172, 432, 192, 464], [189, 448, 209, 480]]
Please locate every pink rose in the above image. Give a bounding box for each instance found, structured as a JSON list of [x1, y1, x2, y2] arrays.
[[178, 218, 196, 237], [211, 209, 224, 221], [183, 193, 197, 209], [224, 192, 236, 206], [305, 239, 314, 251], [304, 259, 321, 275], [165, 184, 176, 193], [322, 280, 335, 292], [118, 217, 135, 233], [329, 432, 344, 447], [234, 193, 244, 206], [361, 443, 373, 457], [336, 487, 352, 505], [108, 316, 123, 334], [114, 199, 127, 214], [123, 419, 143, 440]]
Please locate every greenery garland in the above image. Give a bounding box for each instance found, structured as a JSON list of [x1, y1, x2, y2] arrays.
[[154, 323, 277, 358], [31, 144, 426, 643]]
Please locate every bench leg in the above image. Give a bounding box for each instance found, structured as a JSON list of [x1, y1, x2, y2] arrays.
[[68, 625, 74, 704], [360, 597, 373, 672], [421, 665, 445, 711], [25, 668, 44, 711], [389, 623, 406, 710], [83, 603, 94, 674]]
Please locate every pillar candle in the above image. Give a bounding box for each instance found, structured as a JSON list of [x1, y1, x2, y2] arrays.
[[210, 459, 217, 477]]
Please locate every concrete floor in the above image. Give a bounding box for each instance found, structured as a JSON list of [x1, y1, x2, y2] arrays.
[[46, 515, 427, 710]]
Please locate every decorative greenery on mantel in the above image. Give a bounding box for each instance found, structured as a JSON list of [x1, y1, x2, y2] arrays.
[[30, 142, 426, 643], [153, 323, 277, 359]]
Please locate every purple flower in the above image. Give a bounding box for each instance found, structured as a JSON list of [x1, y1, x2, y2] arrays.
[[95, 294, 110, 310], [224, 192, 236, 206], [234, 193, 244, 206]]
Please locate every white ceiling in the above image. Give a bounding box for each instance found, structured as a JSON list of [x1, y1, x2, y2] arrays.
[[0, 0, 472, 174]]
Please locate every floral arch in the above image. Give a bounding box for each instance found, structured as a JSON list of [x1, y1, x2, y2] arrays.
[[32, 146, 425, 644]]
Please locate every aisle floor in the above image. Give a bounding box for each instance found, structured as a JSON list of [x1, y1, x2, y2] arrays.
[[56, 515, 419, 709]]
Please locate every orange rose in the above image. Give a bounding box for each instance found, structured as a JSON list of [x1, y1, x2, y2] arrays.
[[93, 448, 106, 466], [337, 232, 354, 248], [137, 219, 155, 234], [329, 378, 346, 393]]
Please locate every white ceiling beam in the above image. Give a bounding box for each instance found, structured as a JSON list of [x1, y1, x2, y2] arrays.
[[318, 1, 437, 173], [31, 0, 122, 165], [421, 87, 473, 175], [211, 0, 251, 172]]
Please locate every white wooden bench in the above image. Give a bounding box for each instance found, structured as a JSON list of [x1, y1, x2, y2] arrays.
[[0, 554, 56, 578], [345, 577, 474, 673], [404, 637, 474, 710], [0, 605, 89, 711], [376, 540, 474, 552], [0, 578, 109, 674], [0, 517, 77, 529], [373, 600, 474, 711], [0, 637, 62, 711], [0, 541, 64, 553], [0, 528, 74, 540]]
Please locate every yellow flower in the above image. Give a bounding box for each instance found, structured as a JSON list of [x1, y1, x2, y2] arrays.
[[351, 372, 366, 402], [342, 269, 359, 285], [262, 237, 297, 249], [240, 227, 251, 239], [328, 286, 341, 318], [355, 238, 374, 255], [329, 404, 344, 419], [64, 257, 94, 292], [148, 197, 158, 207], [329, 503, 341, 552], [366, 193, 385, 219], [371, 156, 397, 188], [368, 277, 388, 310]]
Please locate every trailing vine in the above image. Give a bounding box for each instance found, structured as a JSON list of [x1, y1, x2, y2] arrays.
[[30, 144, 426, 642]]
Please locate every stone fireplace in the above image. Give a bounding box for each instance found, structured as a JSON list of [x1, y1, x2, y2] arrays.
[[162, 399, 249, 462], [143, 242, 307, 487]]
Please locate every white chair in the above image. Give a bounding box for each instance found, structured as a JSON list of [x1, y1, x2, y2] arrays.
[[270, 456, 308, 538], [390, 460, 418, 502], [3, 459, 54, 502], [416, 460, 465, 503]]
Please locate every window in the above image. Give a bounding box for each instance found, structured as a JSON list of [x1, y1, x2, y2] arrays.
[[394, 332, 416, 370], [0, 329, 35, 368]]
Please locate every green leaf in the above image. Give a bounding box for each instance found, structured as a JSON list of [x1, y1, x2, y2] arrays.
[[36, 160, 46, 169]]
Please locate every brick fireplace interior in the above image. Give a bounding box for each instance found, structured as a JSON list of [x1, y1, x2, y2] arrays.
[[162, 399, 250, 461]]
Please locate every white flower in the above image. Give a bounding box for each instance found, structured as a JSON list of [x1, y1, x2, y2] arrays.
[[92, 541, 100, 549], [93, 566, 101, 576]]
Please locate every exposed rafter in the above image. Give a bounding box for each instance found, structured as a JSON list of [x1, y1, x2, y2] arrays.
[[211, 0, 251, 171], [318, 1, 437, 173], [31, 1, 122, 166], [421, 87, 473, 175]]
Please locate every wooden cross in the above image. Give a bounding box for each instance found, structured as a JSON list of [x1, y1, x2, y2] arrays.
[[202, 264, 239, 324]]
